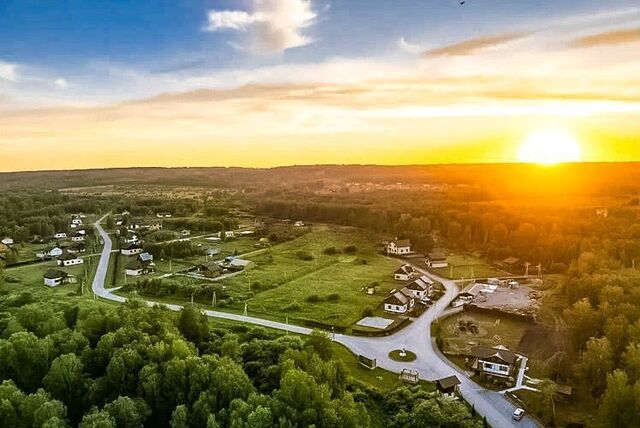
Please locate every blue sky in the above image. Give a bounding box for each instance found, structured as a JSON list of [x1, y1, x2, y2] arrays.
[[1, 1, 639, 171]]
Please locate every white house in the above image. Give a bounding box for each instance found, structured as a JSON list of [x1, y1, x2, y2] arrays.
[[387, 239, 411, 256], [394, 264, 415, 281], [426, 252, 448, 268], [156, 212, 172, 218], [181, 229, 191, 237], [71, 218, 83, 225], [43, 269, 77, 287], [77, 229, 86, 235], [71, 232, 85, 242], [57, 253, 84, 267], [1, 237, 13, 246], [404, 275, 433, 300], [124, 234, 140, 244], [121, 243, 143, 256], [54, 232, 67, 239], [294, 221, 305, 227], [468, 345, 520, 379], [37, 247, 63, 258], [125, 259, 155, 276], [383, 289, 415, 314]]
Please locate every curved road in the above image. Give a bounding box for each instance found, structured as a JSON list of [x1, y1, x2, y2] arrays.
[[92, 217, 540, 428]]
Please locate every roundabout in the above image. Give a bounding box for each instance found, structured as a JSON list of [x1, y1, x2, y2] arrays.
[[388, 348, 417, 362]]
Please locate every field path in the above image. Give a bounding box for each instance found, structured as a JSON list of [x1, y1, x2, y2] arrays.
[[92, 217, 540, 428]]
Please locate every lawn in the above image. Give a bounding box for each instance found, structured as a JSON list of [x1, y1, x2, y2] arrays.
[[431, 254, 505, 279], [218, 225, 404, 327]]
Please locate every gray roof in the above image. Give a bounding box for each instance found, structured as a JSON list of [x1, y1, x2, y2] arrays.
[[469, 345, 518, 365], [44, 269, 68, 279], [436, 375, 461, 390]]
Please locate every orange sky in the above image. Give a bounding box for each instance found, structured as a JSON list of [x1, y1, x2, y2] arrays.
[[1, 7, 639, 171]]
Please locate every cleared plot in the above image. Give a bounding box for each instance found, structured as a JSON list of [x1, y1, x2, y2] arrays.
[[431, 254, 504, 279], [356, 317, 395, 329], [218, 225, 404, 327]]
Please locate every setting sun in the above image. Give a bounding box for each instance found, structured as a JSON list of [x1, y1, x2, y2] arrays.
[[518, 129, 582, 165]]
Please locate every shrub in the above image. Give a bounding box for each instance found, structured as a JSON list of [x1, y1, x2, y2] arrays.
[[306, 294, 322, 303], [344, 245, 357, 253], [323, 247, 339, 255], [283, 302, 302, 311], [354, 258, 368, 265], [326, 293, 340, 302], [296, 251, 314, 261]]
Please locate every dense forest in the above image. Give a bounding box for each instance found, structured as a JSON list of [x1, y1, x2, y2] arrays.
[[0, 291, 482, 428]]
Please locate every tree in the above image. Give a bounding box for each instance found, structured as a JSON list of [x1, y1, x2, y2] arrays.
[[537, 378, 557, 424], [563, 298, 601, 350], [104, 396, 150, 428], [79, 409, 116, 428], [304, 330, 333, 360], [598, 370, 636, 427], [622, 343, 640, 383], [577, 337, 614, 398], [43, 353, 87, 423], [178, 305, 209, 345], [170, 405, 189, 428]]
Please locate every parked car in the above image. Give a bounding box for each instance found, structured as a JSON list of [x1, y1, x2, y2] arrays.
[[512, 408, 525, 421]]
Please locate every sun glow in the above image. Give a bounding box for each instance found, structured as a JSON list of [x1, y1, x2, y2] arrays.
[[518, 129, 582, 165]]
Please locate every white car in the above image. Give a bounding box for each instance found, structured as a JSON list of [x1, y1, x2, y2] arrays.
[[512, 408, 525, 421]]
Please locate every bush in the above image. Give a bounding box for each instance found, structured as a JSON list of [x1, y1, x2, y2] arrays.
[[306, 294, 322, 303], [344, 245, 357, 253], [283, 302, 302, 311], [296, 251, 314, 261], [326, 293, 340, 302], [323, 247, 339, 255], [353, 258, 368, 265]]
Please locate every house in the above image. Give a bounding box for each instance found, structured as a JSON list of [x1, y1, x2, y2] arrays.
[[124, 234, 140, 244], [148, 222, 162, 231], [77, 229, 86, 235], [468, 345, 521, 379], [1, 237, 13, 246], [383, 289, 415, 314], [57, 252, 84, 267], [394, 264, 415, 281], [404, 275, 433, 300], [156, 212, 172, 218], [293, 221, 305, 227], [37, 246, 63, 258], [121, 243, 143, 256], [387, 239, 412, 256], [125, 259, 155, 276], [181, 229, 191, 237], [54, 232, 67, 239], [435, 375, 461, 397], [71, 218, 83, 225], [223, 231, 235, 239], [71, 232, 85, 242], [195, 261, 223, 278], [426, 252, 448, 268], [138, 252, 154, 263], [68, 243, 86, 254], [43, 269, 77, 287]]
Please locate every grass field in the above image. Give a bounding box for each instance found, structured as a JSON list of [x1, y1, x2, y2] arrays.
[[431, 254, 505, 279], [218, 225, 404, 327]]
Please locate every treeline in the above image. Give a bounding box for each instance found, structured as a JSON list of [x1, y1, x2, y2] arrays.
[[0, 292, 483, 427], [550, 253, 640, 426]]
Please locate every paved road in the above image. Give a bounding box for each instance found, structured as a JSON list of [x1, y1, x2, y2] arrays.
[[92, 218, 539, 428]]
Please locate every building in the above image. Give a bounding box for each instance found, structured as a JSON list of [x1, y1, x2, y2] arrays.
[[125, 259, 155, 276], [138, 252, 154, 265], [124, 234, 140, 244], [71, 218, 83, 225], [43, 269, 77, 287], [121, 243, 143, 256], [387, 239, 412, 256], [68, 243, 86, 254], [148, 222, 162, 231], [499, 256, 522, 272], [294, 221, 305, 227], [181, 229, 191, 237], [195, 261, 223, 278], [404, 275, 433, 300], [394, 264, 415, 281], [221, 257, 255, 272], [37, 246, 63, 258], [468, 345, 521, 379], [156, 212, 172, 218], [435, 375, 461, 397], [426, 252, 448, 268], [384, 289, 415, 314], [54, 232, 67, 239], [71, 232, 85, 242], [57, 253, 84, 267], [1, 237, 13, 246]]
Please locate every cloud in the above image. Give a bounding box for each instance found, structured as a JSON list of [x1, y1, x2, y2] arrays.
[[424, 32, 529, 57], [54, 78, 68, 89], [398, 37, 422, 54], [0, 61, 19, 82], [571, 27, 640, 48], [205, 0, 318, 53]]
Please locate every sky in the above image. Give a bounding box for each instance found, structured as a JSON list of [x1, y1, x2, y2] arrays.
[[1, 0, 639, 171]]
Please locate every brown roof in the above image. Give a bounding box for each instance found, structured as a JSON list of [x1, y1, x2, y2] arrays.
[[394, 264, 414, 275], [44, 269, 68, 279], [405, 276, 432, 291], [469, 345, 518, 365], [385, 290, 412, 306], [436, 375, 461, 390], [390, 239, 411, 248], [502, 256, 520, 265]]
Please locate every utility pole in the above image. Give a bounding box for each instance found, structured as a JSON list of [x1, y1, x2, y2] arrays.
[[191, 293, 194, 304], [212, 291, 216, 307], [243, 303, 248, 317]]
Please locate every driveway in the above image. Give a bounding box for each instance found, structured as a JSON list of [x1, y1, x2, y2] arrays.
[[92, 218, 539, 427]]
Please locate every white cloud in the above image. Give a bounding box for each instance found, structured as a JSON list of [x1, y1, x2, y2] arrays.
[[398, 37, 423, 54], [54, 78, 68, 89], [0, 61, 19, 82], [205, 0, 318, 53]]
